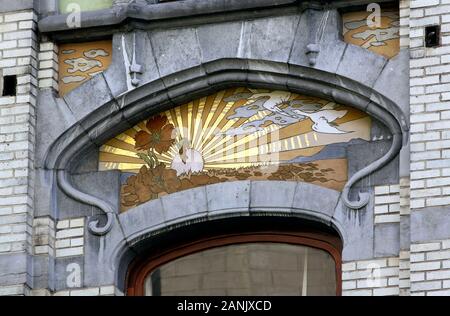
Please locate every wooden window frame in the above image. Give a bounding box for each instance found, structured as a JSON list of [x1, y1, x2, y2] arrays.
[[126, 231, 342, 296]]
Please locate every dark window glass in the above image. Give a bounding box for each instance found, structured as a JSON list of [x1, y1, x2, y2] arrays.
[[144, 243, 336, 296]]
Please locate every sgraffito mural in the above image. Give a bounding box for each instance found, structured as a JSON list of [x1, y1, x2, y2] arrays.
[[58, 40, 112, 96], [343, 8, 400, 59], [98, 88, 372, 212]]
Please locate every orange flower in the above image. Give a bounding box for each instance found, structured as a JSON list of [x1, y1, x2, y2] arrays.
[[134, 115, 176, 154]]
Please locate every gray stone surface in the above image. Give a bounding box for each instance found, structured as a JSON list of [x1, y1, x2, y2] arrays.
[[63, 74, 116, 125], [149, 27, 202, 78], [333, 191, 375, 261], [83, 213, 125, 287], [103, 33, 132, 97], [347, 139, 400, 189], [196, 21, 242, 63], [206, 181, 250, 216], [336, 44, 387, 88], [248, 15, 299, 63], [292, 182, 341, 218], [57, 171, 121, 219], [30, 255, 52, 289], [34, 168, 56, 218], [35, 90, 76, 169], [0, 0, 34, 13], [374, 223, 400, 257], [400, 214, 410, 250], [70, 145, 100, 174], [0, 253, 28, 286], [373, 49, 410, 120], [411, 206, 450, 243], [36, 0, 57, 15], [161, 186, 208, 224], [312, 9, 347, 74], [250, 181, 296, 213], [118, 198, 165, 240], [399, 142, 410, 178], [54, 257, 84, 291]]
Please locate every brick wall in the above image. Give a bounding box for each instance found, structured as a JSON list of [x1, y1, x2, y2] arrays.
[[410, 240, 450, 295], [374, 184, 401, 224], [0, 9, 38, 295], [342, 258, 400, 296], [409, 0, 450, 209], [408, 0, 450, 295], [55, 218, 84, 258]]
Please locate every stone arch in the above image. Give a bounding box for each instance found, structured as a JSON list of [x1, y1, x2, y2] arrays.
[[42, 57, 408, 235], [108, 180, 346, 294]]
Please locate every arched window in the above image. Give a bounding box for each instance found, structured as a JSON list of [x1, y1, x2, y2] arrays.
[[126, 219, 342, 296]]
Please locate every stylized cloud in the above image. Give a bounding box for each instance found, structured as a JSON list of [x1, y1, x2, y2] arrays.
[[84, 49, 109, 58], [62, 49, 76, 54], [64, 57, 102, 73], [61, 75, 86, 84]]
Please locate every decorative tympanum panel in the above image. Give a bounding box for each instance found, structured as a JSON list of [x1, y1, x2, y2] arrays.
[[343, 8, 400, 59], [58, 40, 112, 96], [99, 88, 372, 211]]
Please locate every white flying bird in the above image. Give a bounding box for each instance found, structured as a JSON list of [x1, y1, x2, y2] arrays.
[[292, 107, 350, 134], [171, 139, 204, 176]]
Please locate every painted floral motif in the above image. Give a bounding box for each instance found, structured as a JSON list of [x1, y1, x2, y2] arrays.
[[121, 159, 345, 210], [134, 115, 176, 153]]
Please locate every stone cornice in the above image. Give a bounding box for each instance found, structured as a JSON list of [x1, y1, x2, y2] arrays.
[[37, 0, 396, 41]]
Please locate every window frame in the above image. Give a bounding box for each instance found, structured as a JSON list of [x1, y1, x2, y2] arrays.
[[126, 231, 342, 296]]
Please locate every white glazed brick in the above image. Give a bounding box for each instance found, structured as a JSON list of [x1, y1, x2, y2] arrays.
[[55, 246, 83, 258], [374, 184, 401, 223], [37, 41, 58, 89], [410, 240, 450, 294], [0, 7, 39, 295], [70, 287, 100, 296], [409, 0, 450, 210], [399, 251, 411, 295], [52, 285, 117, 296], [54, 218, 85, 257], [342, 257, 400, 296], [55, 227, 83, 239], [0, 285, 25, 296]]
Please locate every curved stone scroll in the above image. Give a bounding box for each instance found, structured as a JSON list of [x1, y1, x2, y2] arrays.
[[341, 133, 402, 209], [57, 170, 114, 235]]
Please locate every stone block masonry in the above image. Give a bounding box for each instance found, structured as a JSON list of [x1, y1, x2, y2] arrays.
[[0, 8, 38, 296]]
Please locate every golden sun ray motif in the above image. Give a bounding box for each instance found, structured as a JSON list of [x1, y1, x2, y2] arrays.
[[98, 88, 372, 212]]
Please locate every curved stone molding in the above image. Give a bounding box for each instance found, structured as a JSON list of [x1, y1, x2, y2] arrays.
[[117, 181, 344, 246], [43, 60, 407, 230], [57, 170, 114, 235], [342, 133, 402, 209]]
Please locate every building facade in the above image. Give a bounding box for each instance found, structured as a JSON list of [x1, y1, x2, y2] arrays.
[[0, 0, 448, 296]]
